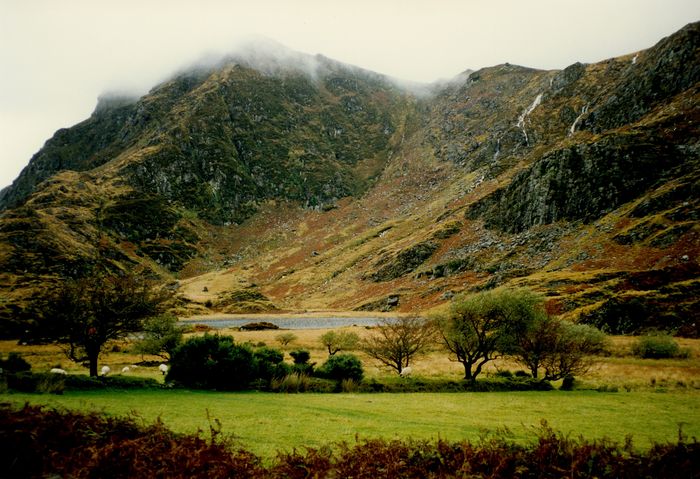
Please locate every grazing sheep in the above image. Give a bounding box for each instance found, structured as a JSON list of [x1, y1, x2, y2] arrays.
[[50, 368, 67, 375], [100, 365, 111, 376], [400, 366, 413, 377], [121, 366, 130, 373], [158, 363, 169, 375]]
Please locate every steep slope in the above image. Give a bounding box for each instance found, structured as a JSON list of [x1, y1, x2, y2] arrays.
[[174, 22, 699, 335], [0, 53, 414, 335], [0, 23, 698, 338]]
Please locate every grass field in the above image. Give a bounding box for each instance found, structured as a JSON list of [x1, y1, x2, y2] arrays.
[[2, 389, 699, 458], [3, 328, 699, 459]]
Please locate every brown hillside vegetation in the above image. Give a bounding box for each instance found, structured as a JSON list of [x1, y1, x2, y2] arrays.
[[2, 403, 699, 478], [0, 22, 698, 337]]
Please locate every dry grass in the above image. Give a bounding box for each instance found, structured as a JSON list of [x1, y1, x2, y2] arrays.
[[4, 331, 699, 390]]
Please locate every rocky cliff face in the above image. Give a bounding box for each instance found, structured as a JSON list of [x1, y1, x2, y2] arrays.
[[1, 23, 698, 337]]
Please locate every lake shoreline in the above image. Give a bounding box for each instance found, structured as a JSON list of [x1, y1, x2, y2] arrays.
[[179, 311, 397, 330]]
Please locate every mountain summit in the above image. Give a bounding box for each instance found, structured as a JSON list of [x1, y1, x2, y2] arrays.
[[1, 22, 698, 337]]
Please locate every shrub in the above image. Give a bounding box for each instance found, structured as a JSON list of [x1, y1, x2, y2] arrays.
[[289, 349, 314, 375], [560, 375, 576, 391], [167, 334, 257, 390], [289, 350, 311, 364], [632, 333, 687, 359], [0, 403, 263, 478], [253, 347, 290, 382], [35, 373, 66, 394], [317, 353, 364, 382], [5, 372, 160, 392], [0, 352, 31, 373], [270, 373, 311, 393], [64, 374, 160, 390]]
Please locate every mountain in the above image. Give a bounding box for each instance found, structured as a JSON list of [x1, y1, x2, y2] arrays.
[[1, 23, 698, 338]]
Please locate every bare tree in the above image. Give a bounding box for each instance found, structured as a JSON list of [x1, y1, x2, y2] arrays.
[[363, 315, 435, 375]]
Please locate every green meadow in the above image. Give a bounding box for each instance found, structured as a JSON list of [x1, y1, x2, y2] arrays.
[[3, 389, 698, 458]]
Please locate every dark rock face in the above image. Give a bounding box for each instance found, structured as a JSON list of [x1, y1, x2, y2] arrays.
[[371, 241, 439, 282], [467, 135, 687, 233], [581, 22, 700, 133]]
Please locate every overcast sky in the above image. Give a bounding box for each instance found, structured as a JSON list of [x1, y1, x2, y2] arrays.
[[1, 0, 698, 189]]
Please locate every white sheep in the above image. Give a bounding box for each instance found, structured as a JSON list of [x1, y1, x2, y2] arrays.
[[400, 366, 413, 377], [50, 368, 67, 375], [158, 363, 169, 375], [121, 366, 131, 373], [100, 365, 111, 376]]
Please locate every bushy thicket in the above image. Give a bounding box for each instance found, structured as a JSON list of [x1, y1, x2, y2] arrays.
[[632, 333, 690, 359], [4, 372, 160, 394], [166, 334, 257, 390], [317, 353, 364, 382], [0, 352, 31, 373], [289, 349, 315, 375], [2, 404, 698, 479], [166, 334, 291, 390]]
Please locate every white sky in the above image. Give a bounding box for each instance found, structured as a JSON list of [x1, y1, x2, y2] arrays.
[[1, 0, 698, 189]]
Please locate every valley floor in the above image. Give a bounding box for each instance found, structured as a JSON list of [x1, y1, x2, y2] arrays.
[[3, 327, 699, 459], [3, 328, 700, 390]]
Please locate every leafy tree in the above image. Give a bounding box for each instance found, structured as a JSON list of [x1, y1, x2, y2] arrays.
[[133, 314, 185, 360], [32, 271, 167, 376], [275, 332, 298, 347], [319, 330, 359, 356], [437, 288, 541, 382], [363, 315, 435, 374], [514, 315, 607, 380]]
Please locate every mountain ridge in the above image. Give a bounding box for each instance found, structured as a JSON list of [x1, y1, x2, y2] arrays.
[[0, 22, 698, 338]]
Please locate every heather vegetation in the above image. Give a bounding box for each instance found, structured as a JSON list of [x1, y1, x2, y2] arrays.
[[2, 402, 699, 478]]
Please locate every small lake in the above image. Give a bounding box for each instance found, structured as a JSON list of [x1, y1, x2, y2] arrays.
[[182, 316, 386, 330]]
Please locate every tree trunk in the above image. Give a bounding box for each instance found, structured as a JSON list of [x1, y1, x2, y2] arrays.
[[463, 363, 475, 382], [88, 350, 99, 377]]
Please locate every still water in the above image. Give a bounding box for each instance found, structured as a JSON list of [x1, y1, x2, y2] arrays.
[[182, 316, 385, 330]]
